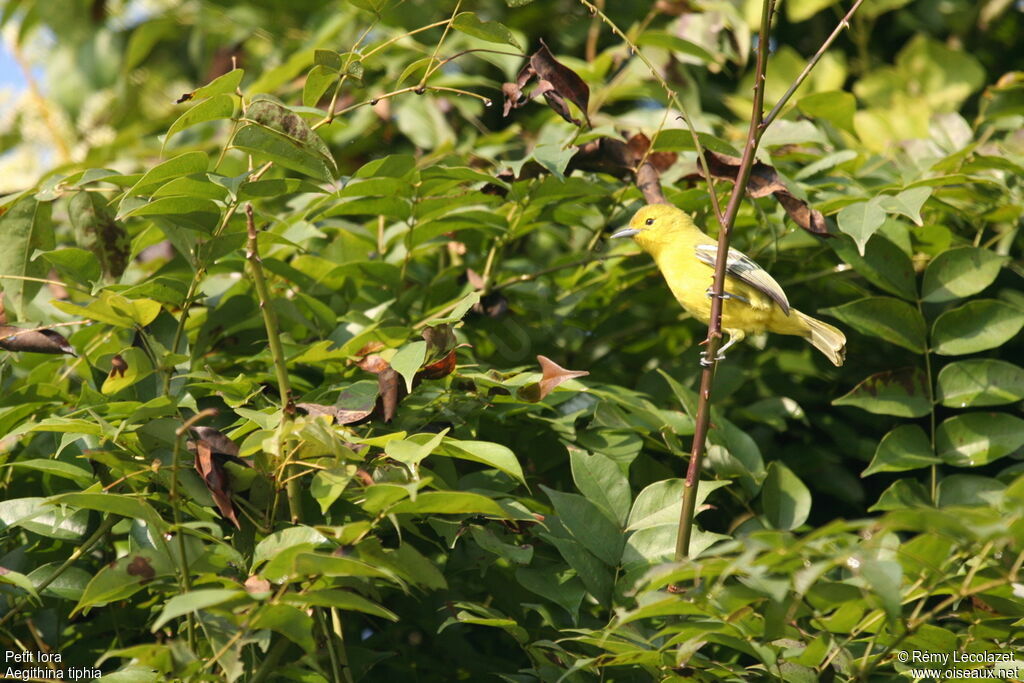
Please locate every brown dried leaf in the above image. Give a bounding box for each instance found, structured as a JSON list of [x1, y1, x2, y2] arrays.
[[377, 366, 404, 422], [531, 41, 590, 126], [190, 426, 240, 459], [0, 325, 77, 356], [774, 190, 828, 235], [422, 323, 456, 358], [245, 575, 272, 594], [195, 441, 240, 528], [417, 349, 458, 380], [538, 355, 589, 398], [357, 354, 390, 374], [689, 151, 827, 235], [518, 355, 589, 402]]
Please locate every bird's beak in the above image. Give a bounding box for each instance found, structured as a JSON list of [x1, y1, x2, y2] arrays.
[[609, 228, 639, 239]]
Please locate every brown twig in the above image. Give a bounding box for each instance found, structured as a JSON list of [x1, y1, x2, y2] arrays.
[[675, 0, 777, 562]]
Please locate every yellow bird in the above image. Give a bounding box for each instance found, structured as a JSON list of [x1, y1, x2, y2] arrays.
[[611, 204, 846, 366]]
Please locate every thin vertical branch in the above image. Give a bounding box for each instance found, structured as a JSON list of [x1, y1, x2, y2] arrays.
[[674, 0, 866, 562], [245, 204, 301, 523], [675, 0, 776, 562]]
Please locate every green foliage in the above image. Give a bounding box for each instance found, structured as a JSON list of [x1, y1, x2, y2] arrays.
[[1, 0, 1023, 681]]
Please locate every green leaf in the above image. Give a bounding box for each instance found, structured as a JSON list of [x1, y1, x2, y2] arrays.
[[879, 187, 931, 226], [434, 438, 525, 485], [190, 68, 245, 100], [0, 567, 39, 599], [151, 589, 244, 631], [932, 300, 1024, 355], [282, 589, 398, 620], [859, 559, 902, 622], [310, 466, 357, 515], [862, 424, 939, 476], [626, 479, 729, 531], [125, 151, 210, 198], [937, 359, 1024, 407], [391, 491, 507, 516], [451, 12, 521, 49], [921, 247, 1008, 303], [385, 430, 447, 469], [253, 526, 329, 568], [937, 474, 1005, 507], [121, 196, 221, 233], [2, 459, 94, 487], [569, 448, 630, 526], [74, 549, 175, 614], [390, 340, 426, 393], [837, 197, 886, 256], [797, 90, 856, 134], [541, 486, 623, 567], [936, 412, 1024, 467], [40, 247, 101, 285], [635, 31, 715, 63], [0, 497, 89, 540], [303, 64, 337, 107], [48, 492, 165, 531], [761, 461, 812, 530], [0, 197, 53, 320], [51, 292, 161, 328], [869, 479, 931, 511], [250, 604, 316, 653], [821, 297, 926, 352], [291, 552, 397, 580], [164, 94, 236, 149], [428, 291, 481, 326], [831, 234, 917, 300], [833, 367, 931, 418], [101, 346, 153, 395], [233, 123, 335, 182], [515, 567, 585, 618]]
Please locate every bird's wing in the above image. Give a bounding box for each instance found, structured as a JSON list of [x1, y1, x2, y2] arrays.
[[694, 244, 791, 315]]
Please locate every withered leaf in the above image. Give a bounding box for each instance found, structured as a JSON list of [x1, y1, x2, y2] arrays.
[[189, 426, 240, 458], [0, 325, 77, 356], [244, 575, 272, 594], [357, 354, 390, 374], [110, 354, 127, 378], [503, 41, 591, 127], [377, 366, 404, 423], [417, 349, 458, 380], [422, 323, 456, 358], [531, 40, 590, 126], [626, 133, 678, 173], [688, 151, 828, 235], [194, 441, 241, 529], [517, 355, 589, 402]]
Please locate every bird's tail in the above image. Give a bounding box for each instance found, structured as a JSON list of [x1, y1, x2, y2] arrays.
[[795, 311, 846, 367]]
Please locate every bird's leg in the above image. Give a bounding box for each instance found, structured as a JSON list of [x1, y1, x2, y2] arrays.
[[705, 287, 750, 305], [701, 331, 745, 366]]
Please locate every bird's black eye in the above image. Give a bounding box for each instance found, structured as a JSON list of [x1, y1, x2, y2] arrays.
[[645, 218, 655, 225]]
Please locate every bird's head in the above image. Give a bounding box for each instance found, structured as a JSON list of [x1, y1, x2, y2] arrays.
[[610, 204, 696, 250]]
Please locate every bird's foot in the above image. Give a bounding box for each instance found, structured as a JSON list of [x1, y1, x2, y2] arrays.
[[699, 350, 726, 367], [705, 287, 749, 305]]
